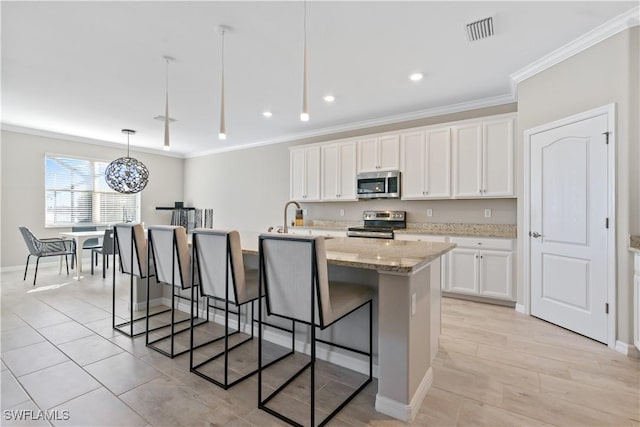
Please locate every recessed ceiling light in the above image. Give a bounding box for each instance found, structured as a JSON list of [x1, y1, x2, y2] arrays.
[[409, 72, 424, 82], [323, 95, 335, 103], [263, 111, 273, 118]]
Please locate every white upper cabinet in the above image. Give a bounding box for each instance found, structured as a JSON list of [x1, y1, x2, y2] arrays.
[[290, 146, 320, 201], [321, 141, 357, 201], [357, 135, 400, 172], [452, 117, 514, 198], [401, 128, 451, 199]]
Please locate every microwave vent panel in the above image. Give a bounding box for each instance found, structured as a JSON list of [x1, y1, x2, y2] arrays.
[[466, 17, 494, 42]]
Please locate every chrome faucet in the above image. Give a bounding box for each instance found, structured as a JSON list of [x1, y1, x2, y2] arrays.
[[283, 200, 301, 234]]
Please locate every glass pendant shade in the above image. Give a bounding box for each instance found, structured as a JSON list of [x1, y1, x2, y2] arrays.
[[105, 129, 149, 194]]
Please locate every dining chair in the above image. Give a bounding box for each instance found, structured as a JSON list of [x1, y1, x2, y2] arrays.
[[91, 229, 117, 278], [147, 225, 206, 358], [258, 234, 373, 427], [112, 223, 168, 337], [19, 226, 75, 286], [189, 229, 293, 389], [71, 225, 102, 267]]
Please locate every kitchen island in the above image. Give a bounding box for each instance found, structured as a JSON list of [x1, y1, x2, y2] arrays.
[[240, 233, 456, 421]]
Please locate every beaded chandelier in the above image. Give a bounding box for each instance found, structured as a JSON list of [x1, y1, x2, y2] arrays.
[[105, 129, 149, 194]]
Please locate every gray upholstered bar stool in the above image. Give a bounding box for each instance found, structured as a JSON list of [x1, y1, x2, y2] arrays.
[[112, 223, 168, 337], [147, 225, 205, 358], [189, 229, 277, 389], [258, 234, 373, 427]]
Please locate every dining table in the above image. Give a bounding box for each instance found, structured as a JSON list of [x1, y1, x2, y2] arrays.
[[59, 230, 106, 280]]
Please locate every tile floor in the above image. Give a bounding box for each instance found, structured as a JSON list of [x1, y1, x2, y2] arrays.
[[1, 262, 639, 426]]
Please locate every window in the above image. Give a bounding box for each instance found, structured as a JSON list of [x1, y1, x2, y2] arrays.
[[45, 154, 140, 226]]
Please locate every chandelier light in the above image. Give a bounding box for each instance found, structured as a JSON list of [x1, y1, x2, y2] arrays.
[[300, 0, 309, 122], [163, 56, 174, 151], [105, 129, 149, 194], [218, 25, 229, 140]]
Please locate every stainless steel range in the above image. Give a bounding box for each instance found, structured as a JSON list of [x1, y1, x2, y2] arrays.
[[347, 210, 406, 239]]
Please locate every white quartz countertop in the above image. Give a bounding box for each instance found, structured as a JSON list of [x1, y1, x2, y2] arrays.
[[239, 232, 455, 273]]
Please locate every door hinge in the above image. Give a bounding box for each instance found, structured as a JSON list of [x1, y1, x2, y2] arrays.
[[603, 131, 610, 144], [605, 303, 609, 314], [605, 218, 609, 229]]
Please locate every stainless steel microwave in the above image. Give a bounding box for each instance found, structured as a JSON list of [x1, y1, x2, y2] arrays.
[[356, 171, 401, 199]]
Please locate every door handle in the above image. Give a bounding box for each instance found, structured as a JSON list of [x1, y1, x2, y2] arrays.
[[529, 231, 542, 238]]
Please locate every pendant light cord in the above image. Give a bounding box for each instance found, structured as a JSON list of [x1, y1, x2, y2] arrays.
[[126, 132, 130, 158]]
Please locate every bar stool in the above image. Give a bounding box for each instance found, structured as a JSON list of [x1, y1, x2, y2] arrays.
[[112, 223, 169, 337], [147, 225, 206, 358], [189, 229, 280, 388], [258, 234, 373, 427]]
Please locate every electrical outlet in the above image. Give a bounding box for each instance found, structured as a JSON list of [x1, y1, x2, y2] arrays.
[[303, 208, 308, 216], [339, 209, 345, 217], [411, 293, 416, 316], [426, 209, 433, 217], [484, 209, 492, 218]]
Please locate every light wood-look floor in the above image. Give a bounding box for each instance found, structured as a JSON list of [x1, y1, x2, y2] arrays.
[[1, 264, 638, 426]]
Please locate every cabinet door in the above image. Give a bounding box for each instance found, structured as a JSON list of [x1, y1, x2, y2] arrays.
[[378, 135, 400, 170], [483, 118, 514, 197], [338, 142, 357, 200], [357, 138, 379, 172], [305, 146, 321, 201], [635, 272, 640, 351], [290, 148, 306, 201], [479, 250, 513, 300], [400, 132, 425, 199], [447, 248, 479, 294], [425, 128, 451, 198], [453, 123, 482, 198], [320, 144, 339, 201]]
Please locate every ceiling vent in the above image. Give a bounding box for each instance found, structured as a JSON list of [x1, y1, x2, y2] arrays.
[[466, 17, 494, 42]]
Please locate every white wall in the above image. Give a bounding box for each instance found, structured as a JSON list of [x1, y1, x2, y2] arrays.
[[0, 130, 185, 268], [516, 28, 639, 343], [183, 103, 517, 233]]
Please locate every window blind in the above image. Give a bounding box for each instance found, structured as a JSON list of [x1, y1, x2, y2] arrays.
[[45, 155, 139, 226]]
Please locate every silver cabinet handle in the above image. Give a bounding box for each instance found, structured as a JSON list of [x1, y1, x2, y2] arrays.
[[530, 231, 542, 238]]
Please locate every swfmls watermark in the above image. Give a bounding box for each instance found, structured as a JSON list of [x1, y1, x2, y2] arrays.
[[3, 409, 70, 421]]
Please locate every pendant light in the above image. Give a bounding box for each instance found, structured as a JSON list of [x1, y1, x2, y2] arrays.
[[300, 0, 309, 122], [163, 56, 174, 151], [104, 129, 149, 194], [218, 25, 229, 140]]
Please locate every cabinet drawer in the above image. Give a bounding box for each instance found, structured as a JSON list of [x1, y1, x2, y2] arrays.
[[449, 237, 513, 250], [396, 234, 447, 242]]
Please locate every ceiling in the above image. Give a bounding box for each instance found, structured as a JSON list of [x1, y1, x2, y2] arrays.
[[2, 1, 636, 157]]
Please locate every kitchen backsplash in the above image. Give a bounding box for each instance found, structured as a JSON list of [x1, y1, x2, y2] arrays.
[[300, 198, 517, 225]]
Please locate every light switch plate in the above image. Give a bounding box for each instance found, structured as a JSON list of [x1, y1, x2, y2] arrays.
[[484, 209, 492, 218], [426, 209, 433, 217], [411, 293, 416, 316], [339, 209, 345, 216], [303, 209, 308, 216]]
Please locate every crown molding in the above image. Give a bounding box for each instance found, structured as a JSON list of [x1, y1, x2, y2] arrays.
[[185, 93, 516, 158], [511, 6, 639, 86], [1, 123, 186, 159]]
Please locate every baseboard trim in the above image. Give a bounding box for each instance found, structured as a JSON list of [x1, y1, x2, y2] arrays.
[[133, 297, 164, 312], [615, 340, 640, 358], [515, 303, 526, 314], [375, 367, 433, 422], [163, 296, 379, 377], [1, 256, 93, 273]]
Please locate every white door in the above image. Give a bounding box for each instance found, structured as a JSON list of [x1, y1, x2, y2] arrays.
[[400, 131, 425, 199], [483, 118, 514, 197], [452, 123, 482, 198], [447, 249, 479, 294], [338, 142, 357, 200], [479, 250, 513, 300], [530, 114, 609, 343], [378, 135, 400, 170], [425, 128, 451, 198]]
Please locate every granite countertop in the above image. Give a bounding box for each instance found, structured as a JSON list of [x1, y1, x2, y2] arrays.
[[292, 221, 517, 238], [239, 232, 455, 273], [630, 235, 640, 252]]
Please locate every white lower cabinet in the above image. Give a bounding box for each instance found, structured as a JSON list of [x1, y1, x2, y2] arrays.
[[446, 237, 514, 301], [634, 253, 640, 351]]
